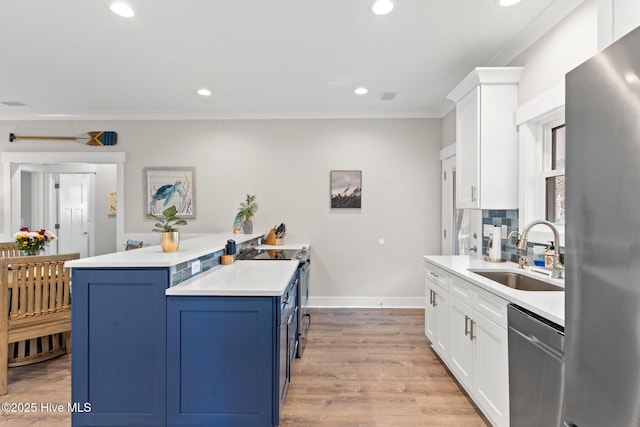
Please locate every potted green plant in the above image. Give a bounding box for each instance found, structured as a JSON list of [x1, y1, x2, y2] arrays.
[[237, 194, 258, 234], [146, 205, 187, 252]]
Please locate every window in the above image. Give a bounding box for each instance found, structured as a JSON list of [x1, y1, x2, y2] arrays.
[[516, 85, 565, 246], [544, 124, 565, 224]]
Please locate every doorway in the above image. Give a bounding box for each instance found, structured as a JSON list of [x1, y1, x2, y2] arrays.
[[20, 168, 94, 257], [2, 152, 126, 255], [441, 146, 471, 256]]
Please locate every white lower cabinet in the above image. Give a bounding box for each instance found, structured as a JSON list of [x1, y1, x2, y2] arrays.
[[448, 296, 474, 390], [473, 310, 509, 426], [425, 280, 449, 357], [424, 261, 509, 427], [425, 263, 450, 358]]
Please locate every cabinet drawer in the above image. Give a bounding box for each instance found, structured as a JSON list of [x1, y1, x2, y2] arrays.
[[449, 274, 477, 306], [475, 289, 508, 330], [425, 262, 448, 289]]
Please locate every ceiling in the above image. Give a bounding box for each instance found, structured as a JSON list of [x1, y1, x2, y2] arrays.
[[0, 0, 582, 120]]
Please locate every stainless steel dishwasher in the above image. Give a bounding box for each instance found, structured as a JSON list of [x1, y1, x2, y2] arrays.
[[508, 304, 565, 427]]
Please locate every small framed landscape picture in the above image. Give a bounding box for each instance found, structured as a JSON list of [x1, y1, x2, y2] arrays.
[[330, 170, 362, 209], [144, 167, 196, 218]]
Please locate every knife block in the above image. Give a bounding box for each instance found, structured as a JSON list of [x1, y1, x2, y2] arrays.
[[264, 229, 284, 246]]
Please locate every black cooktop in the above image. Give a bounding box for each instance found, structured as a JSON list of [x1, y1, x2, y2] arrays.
[[237, 248, 301, 260]]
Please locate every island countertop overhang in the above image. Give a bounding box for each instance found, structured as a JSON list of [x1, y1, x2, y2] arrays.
[[166, 259, 300, 297], [65, 233, 265, 268]]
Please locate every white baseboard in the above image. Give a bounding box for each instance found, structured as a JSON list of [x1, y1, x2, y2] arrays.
[[308, 296, 424, 308]]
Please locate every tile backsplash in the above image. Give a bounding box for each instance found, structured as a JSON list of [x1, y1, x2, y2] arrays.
[[482, 210, 564, 265], [482, 210, 519, 262]]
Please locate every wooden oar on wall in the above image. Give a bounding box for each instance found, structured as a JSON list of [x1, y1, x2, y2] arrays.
[[9, 131, 117, 146]]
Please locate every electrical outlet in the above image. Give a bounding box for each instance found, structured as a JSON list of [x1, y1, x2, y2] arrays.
[[191, 260, 201, 275], [502, 225, 508, 236], [483, 224, 493, 236]]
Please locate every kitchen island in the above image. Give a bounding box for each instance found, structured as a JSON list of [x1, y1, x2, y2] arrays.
[[68, 233, 300, 427]]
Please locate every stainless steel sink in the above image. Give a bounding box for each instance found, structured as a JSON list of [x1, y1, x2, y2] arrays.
[[469, 270, 564, 292]]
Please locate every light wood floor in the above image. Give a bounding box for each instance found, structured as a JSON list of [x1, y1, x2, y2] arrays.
[[0, 308, 488, 426], [281, 308, 489, 427]]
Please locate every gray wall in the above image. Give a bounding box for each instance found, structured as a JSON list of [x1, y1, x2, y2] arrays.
[[0, 118, 441, 305]]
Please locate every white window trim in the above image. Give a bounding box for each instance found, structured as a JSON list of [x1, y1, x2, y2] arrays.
[[516, 84, 566, 247]]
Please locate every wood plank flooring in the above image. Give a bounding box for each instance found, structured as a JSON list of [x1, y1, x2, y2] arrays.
[[0, 308, 488, 426], [281, 308, 489, 427]]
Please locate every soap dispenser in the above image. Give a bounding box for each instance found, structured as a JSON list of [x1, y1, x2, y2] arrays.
[[544, 241, 555, 270]]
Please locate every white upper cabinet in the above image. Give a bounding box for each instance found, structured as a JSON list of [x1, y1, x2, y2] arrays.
[[447, 67, 522, 209]]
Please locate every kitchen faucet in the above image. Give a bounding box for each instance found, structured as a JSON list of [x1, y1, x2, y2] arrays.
[[516, 220, 564, 279]]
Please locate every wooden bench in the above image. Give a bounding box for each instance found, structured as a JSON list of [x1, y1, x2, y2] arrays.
[[0, 242, 21, 258], [0, 253, 79, 395], [0, 242, 72, 368]]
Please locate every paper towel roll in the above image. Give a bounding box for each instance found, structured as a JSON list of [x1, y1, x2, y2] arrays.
[[489, 225, 502, 261]]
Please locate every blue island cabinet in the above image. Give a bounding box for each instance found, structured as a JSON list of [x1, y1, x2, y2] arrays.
[[71, 268, 169, 427], [167, 296, 279, 427]]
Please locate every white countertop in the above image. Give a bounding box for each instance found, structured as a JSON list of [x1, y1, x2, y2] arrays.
[[166, 260, 300, 297], [66, 233, 265, 268], [424, 255, 565, 326]]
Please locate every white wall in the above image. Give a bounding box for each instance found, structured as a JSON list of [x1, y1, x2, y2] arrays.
[[510, 0, 599, 106], [93, 164, 117, 255], [0, 118, 441, 306], [441, 110, 456, 148]]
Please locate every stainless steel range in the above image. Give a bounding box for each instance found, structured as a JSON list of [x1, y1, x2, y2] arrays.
[[237, 246, 311, 357], [237, 248, 304, 261]]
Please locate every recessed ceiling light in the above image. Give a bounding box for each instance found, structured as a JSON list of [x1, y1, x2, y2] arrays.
[[370, 0, 395, 15], [109, 2, 135, 18], [197, 88, 212, 96], [354, 87, 369, 95], [496, 0, 521, 6]]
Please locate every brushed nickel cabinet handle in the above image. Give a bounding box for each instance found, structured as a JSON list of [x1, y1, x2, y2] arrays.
[[470, 319, 476, 341], [432, 291, 438, 307], [464, 315, 470, 336]]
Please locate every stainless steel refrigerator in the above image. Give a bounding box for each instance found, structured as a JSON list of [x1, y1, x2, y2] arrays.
[[564, 25, 640, 427]]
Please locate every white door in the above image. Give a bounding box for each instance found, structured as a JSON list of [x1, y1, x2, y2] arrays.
[[56, 174, 90, 257], [441, 155, 456, 255]]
